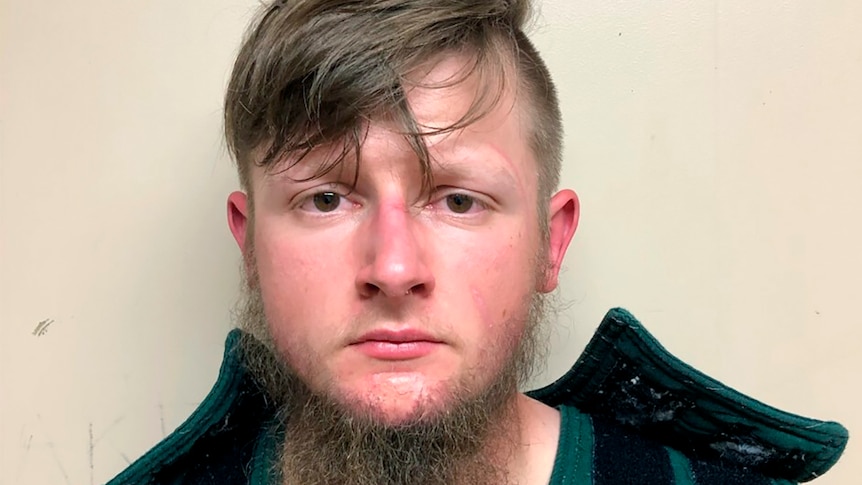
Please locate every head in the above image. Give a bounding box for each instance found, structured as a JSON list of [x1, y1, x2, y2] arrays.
[[224, 0, 579, 483]]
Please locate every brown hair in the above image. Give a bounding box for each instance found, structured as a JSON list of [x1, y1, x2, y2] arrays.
[[224, 0, 562, 225]]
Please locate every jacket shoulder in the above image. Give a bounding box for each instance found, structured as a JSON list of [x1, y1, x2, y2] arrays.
[[530, 308, 848, 483]]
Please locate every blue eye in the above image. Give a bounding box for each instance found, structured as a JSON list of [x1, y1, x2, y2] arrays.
[[312, 192, 341, 212], [445, 193, 475, 213]]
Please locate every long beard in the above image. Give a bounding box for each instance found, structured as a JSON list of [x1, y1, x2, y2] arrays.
[[236, 274, 549, 485]]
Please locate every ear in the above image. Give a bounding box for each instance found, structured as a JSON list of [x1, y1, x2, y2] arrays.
[[539, 189, 580, 293], [227, 191, 250, 254]]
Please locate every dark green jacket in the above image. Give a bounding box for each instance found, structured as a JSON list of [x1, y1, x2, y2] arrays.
[[107, 308, 848, 484]]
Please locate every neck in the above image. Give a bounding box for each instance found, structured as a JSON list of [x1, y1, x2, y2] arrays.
[[507, 394, 562, 485]]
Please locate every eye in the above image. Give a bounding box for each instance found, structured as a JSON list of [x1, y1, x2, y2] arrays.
[[301, 191, 343, 213], [445, 193, 476, 214]]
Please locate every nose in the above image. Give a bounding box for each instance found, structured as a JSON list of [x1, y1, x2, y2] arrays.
[[355, 202, 435, 299]]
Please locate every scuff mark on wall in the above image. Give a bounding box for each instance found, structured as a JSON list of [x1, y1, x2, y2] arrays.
[[47, 441, 72, 485], [89, 423, 95, 485], [159, 402, 166, 437], [32, 318, 54, 337]]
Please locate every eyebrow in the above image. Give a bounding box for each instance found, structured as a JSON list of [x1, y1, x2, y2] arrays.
[[430, 144, 519, 187]]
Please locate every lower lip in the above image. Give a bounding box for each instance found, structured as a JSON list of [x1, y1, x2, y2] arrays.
[[351, 341, 441, 360]]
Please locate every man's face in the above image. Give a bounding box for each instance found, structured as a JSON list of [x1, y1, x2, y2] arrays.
[[228, 54, 578, 425]]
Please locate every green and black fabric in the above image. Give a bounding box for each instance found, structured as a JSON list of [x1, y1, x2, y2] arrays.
[[527, 308, 848, 483], [107, 308, 848, 485], [550, 407, 794, 485]]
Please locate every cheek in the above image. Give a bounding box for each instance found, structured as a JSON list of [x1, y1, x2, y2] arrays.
[[253, 234, 342, 382], [461, 241, 535, 332], [253, 229, 342, 341], [257, 240, 313, 300]]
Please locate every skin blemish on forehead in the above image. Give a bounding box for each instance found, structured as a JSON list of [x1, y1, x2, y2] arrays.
[[431, 146, 518, 183], [425, 120, 532, 189]]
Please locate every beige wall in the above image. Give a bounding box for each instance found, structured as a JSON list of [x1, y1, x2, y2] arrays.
[[1, 1, 859, 483]]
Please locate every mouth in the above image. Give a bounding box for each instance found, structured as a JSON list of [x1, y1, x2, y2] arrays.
[[350, 329, 444, 361]]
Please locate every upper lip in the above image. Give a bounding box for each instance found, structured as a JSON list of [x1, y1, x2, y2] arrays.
[[352, 328, 442, 344]]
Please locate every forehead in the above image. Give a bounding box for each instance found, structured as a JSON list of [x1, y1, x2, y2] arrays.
[[256, 52, 535, 189], [403, 52, 515, 126], [408, 55, 528, 151]]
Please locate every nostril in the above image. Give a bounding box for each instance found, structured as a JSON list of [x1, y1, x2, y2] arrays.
[[358, 282, 430, 299], [407, 283, 427, 297], [360, 282, 380, 298]]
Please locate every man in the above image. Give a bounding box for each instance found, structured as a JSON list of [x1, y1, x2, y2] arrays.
[[109, 1, 847, 484]]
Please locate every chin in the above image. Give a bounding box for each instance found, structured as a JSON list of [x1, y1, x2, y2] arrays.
[[335, 373, 459, 425]]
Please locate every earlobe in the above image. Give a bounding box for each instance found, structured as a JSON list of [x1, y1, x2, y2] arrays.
[[540, 189, 580, 293], [227, 191, 250, 254]]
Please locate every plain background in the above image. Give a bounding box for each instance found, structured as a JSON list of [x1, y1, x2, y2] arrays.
[[2, 0, 860, 483]]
